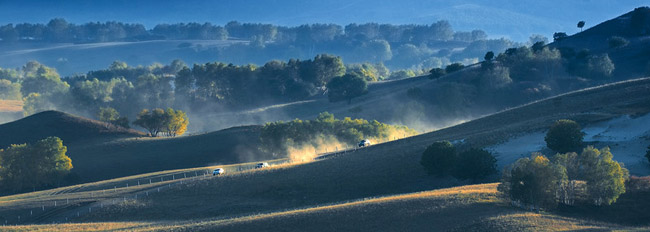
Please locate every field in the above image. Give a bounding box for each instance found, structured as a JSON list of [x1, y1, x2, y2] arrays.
[[0, 77, 649, 230]]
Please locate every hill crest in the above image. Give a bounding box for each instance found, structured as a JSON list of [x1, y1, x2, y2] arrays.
[[0, 110, 144, 148]]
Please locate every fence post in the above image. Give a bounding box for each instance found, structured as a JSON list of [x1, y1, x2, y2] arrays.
[[42, 205, 45, 211], [138, 180, 140, 186], [54, 201, 57, 206], [150, 179, 152, 184]]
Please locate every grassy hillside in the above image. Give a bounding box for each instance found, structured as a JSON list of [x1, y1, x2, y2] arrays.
[[18, 77, 647, 225], [0, 111, 272, 184], [0, 110, 144, 149], [3, 184, 648, 231]]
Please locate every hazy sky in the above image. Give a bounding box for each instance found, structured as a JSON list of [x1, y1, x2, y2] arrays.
[[0, 0, 646, 41]]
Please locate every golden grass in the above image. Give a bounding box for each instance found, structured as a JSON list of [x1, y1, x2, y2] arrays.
[[0, 100, 22, 112], [5, 183, 646, 231]]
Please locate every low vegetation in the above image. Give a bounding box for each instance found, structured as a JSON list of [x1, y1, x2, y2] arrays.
[[420, 141, 496, 181], [260, 112, 416, 156]]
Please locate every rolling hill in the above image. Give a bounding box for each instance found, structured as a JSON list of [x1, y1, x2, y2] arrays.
[[1, 77, 645, 230], [0, 111, 272, 184]]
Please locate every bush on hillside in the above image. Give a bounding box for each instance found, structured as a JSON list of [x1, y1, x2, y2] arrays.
[[499, 153, 566, 210], [420, 141, 457, 177], [428, 68, 446, 79], [544, 119, 584, 153], [445, 63, 465, 74], [452, 148, 497, 181], [608, 36, 629, 48], [260, 112, 417, 156], [0, 137, 72, 192]]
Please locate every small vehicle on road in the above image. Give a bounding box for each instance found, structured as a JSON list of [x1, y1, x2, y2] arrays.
[[255, 162, 270, 169], [212, 168, 225, 175], [358, 139, 371, 147]]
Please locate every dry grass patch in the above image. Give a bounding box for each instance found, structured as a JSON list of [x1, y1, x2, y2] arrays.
[[0, 100, 22, 112]]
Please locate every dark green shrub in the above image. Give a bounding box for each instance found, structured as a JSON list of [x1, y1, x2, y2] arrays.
[[445, 63, 465, 73], [452, 148, 497, 181], [420, 141, 457, 177], [544, 119, 584, 153]]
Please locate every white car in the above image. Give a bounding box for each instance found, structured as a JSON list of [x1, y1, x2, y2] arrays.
[[255, 162, 269, 169], [358, 139, 371, 147], [212, 168, 225, 175]]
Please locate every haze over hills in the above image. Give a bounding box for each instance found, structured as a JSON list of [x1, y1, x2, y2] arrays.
[[0, 4, 649, 231]]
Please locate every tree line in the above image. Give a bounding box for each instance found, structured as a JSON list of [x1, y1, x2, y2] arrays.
[[0, 18, 517, 72], [0, 18, 486, 45]]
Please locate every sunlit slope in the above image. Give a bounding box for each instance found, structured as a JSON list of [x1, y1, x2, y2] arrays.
[[73, 77, 650, 222]]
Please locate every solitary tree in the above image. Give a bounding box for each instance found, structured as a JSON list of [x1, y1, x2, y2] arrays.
[[545, 119, 584, 153], [420, 141, 457, 177], [133, 108, 167, 137], [326, 73, 368, 104], [452, 148, 497, 181], [484, 51, 495, 61], [577, 21, 586, 32], [164, 108, 189, 137]]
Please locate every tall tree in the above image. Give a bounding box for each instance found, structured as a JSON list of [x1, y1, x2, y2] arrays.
[[577, 21, 586, 32]]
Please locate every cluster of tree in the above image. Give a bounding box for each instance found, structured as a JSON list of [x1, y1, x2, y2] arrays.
[[420, 141, 497, 181], [1, 18, 517, 75], [499, 147, 628, 210], [259, 112, 417, 156], [500, 119, 628, 210], [0, 137, 73, 193], [133, 108, 189, 137], [176, 54, 345, 107]]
